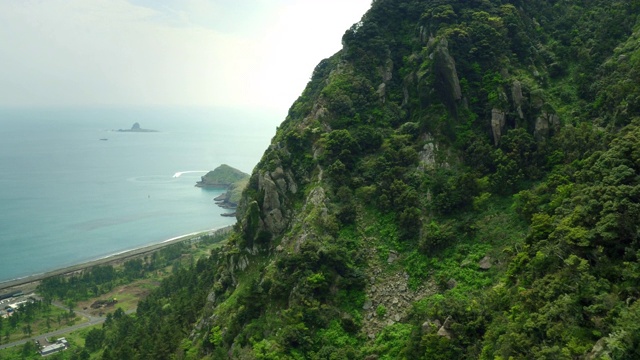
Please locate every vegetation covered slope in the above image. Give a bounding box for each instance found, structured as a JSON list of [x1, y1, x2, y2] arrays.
[[92, 1, 640, 359]]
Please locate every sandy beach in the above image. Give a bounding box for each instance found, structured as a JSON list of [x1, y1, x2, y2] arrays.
[[0, 226, 233, 294]]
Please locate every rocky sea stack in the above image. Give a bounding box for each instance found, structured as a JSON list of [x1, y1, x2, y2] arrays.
[[117, 122, 157, 132]]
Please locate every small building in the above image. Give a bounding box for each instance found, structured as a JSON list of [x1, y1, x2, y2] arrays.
[[8, 300, 27, 310], [40, 338, 69, 356]]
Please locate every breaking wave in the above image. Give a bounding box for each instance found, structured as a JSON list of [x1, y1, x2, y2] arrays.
[[172, 170, 207, 178]]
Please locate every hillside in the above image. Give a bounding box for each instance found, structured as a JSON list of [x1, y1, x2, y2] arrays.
[[88, 1, 640, 359]]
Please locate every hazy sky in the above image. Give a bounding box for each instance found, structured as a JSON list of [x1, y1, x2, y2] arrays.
[[0, 0, 371, 111]]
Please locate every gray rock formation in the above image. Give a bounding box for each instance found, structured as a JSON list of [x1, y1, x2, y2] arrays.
[[491, 109, 506, 146], [535, 111, 560, 140], [434, 38, 462, 104], [446, 278, 458, 289], [117, 122, 158, 132], [422, 319, 441, 333], [479, 255, 493, 270], [437, 316, 454, 339], [377, 58, 394, 102], [418, 134, 437, 171], [512, 80, 525, 119], [585, 338, 608, 360], [387, 250, 399, 264], [258, 173, 285, 235]]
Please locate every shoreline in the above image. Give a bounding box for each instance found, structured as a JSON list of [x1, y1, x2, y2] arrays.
[[0, 225, 233, 293]]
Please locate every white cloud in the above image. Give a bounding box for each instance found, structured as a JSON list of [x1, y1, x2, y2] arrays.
[[0, 0, 370, 110]]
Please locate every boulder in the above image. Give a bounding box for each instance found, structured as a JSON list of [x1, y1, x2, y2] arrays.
[[421, 319, 441, 333], [585, 338, 608, 360], [447, 278, 458, 289], [387, 250, 399, 264], [479, 255, 492, 270], [437, 316, 454, 339]]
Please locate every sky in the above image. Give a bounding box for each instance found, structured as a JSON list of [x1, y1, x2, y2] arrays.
[[0, 0, 371, 111]]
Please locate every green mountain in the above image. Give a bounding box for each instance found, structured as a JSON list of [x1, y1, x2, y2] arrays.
[[93, 1, 640, 359]]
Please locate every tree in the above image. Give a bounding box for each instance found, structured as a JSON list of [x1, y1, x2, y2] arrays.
[[22, 324, 31, 338], [84, 328, 105, 352], [66, 299, 76, 317], [321, 129, 360, 166], [21, 340, 36, 358]]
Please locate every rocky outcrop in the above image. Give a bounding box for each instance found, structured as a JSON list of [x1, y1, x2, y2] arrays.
[[479, 255, 493, 270], [421, 316, 454, 339], [117, 122, 158, 132], [512, 80, 525, 119], [376, 58, 394, 102], [418, 134, 437, 171], [434, 38, 462, 106], [421, 319, 441, 333], [242, 165, 298, 240], [534, 111, 560, 140], [437, 316, 454, 339], [214, 192, 237, 210], [585, 338, 609, 360], [491, 108, 506, 146], [258, 173, 285, 235]]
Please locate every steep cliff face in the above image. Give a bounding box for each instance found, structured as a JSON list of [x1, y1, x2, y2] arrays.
[[96, 1, 640, 359]]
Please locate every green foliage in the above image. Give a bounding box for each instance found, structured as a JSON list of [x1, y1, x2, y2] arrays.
[[198, 164, 249, 187], [84, 328, 105, 353], [362, 323, 414, 360], [321, 130, 359, 167], [429, 169, 479, 215], [209, 325, 222, 347], [83, 0, 640, 358], [419, 220, 456, 254]]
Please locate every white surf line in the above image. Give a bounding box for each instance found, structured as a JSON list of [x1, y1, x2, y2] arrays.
[[161, 231, 202, 243], [172, 170, 208, 178]]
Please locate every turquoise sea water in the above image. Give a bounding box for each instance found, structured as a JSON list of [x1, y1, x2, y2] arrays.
[[0, 107, 281, 283]]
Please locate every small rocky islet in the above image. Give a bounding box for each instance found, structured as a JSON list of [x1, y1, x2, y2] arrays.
[[117, 122, 158, 132], [195, 164, 249, 217]]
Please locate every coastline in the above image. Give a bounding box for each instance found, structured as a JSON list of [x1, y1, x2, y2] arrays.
[[0, 225, 233, 293]]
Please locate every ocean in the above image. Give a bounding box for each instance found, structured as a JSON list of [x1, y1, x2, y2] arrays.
[[0, 107, 282, 284]]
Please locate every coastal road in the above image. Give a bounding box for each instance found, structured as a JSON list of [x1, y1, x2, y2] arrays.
[[0, 308, 136, 351]]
